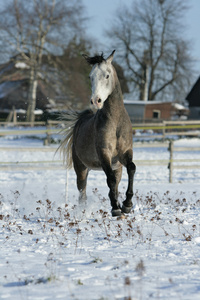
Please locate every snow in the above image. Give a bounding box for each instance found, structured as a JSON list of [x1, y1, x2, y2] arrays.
[[34, 109, 43, 115], [172, 103, 186, 110], [0, 133, 200, 300], [15, 62, 30, 69], [15, 109, 26, 114]]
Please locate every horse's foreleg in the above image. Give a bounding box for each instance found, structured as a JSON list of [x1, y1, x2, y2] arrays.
[[108, 167, 123, 211], [107, 169, 122, 216], [121, 161, 136, 213], [99, 151, 122, 216], [121, 150, 136, 213]]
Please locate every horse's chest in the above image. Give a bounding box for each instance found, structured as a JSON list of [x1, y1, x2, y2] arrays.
[[75, 127, 120, 170]]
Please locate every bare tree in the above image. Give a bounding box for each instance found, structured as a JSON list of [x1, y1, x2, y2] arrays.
[[106, 0, 194, 101], [0, 0, 87, 122]]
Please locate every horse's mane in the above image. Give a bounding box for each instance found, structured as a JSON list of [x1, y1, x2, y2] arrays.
[[83, 53, 105, 65]]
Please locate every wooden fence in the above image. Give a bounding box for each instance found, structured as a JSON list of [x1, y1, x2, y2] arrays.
[[0, 120, 61, 145], [168, 141, 200, 183], [0, 147, 63, 171], [132, 120, 200, 139], [0, 146, 68, 200], [134, 141, 200, 183], [0, 120, 200, 144], [0, 142, 200, 183], [0, 120, 200, 183]]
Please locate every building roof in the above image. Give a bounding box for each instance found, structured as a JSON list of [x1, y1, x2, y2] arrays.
[[123, 100, 172, 105], [0, 80, 24, 99]]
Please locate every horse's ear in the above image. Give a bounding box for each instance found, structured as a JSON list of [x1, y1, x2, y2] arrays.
[[106, 50, 115, 64]]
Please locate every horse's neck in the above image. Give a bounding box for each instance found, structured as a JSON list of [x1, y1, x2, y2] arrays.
[[103, 81, 124, 119]]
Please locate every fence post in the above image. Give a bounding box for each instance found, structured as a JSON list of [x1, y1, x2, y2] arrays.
[[162, 120, 166, 140], [13, 107, 17, 125], [44, 121, 51, 146], [168, 140, 174, 183]]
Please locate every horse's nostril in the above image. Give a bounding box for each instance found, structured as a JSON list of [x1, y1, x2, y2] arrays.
[[91, 100, 93, 105], [98, 99, 101, 103]]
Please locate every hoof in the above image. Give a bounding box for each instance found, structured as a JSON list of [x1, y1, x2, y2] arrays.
[[121, 204, 132, 214], [111, 208, 122, 217]]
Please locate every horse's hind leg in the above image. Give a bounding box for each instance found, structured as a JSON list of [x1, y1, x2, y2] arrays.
[[114, 166, 123, 199], [121, 150, 136, 213], [73, 153, 88, 201], [77, 167, 89, 201]]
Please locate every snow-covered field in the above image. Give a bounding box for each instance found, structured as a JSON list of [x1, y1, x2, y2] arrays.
[[0, 133, 200, 300]]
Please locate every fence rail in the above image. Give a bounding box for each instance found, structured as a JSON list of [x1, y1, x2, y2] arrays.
[[0, 147, 57, 152], [0, 165, 65, 171], [0, 128, 59, 136], [133, 120, 200, 139]]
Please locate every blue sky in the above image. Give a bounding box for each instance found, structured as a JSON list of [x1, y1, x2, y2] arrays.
[[0, 0, 199, 75], [83, 0, 200, 75]]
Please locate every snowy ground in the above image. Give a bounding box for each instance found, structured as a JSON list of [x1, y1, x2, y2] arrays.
[[0, 133, 200, 300]]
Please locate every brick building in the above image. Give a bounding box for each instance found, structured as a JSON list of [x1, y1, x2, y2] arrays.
[[124, 100, 189, 122]]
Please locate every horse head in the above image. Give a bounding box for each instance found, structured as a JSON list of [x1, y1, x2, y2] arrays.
[[83, 50, 116, 109]]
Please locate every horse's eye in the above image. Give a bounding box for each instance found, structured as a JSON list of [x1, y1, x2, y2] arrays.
[[106, 75, 109, 79]]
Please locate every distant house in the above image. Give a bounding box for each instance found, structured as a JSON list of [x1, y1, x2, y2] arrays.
[[0, 59, 57, 118], [124, 100, 189, 122], [186, 76, 200, 119]]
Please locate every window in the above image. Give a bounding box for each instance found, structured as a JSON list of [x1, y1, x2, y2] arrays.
[[152, 110, 161, 119]]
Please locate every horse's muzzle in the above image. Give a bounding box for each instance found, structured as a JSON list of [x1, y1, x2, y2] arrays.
[[90, 97, 102, 109]]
